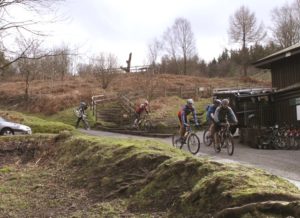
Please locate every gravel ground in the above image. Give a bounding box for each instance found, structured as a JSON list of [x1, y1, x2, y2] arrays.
[[80, 129, 300, 189]]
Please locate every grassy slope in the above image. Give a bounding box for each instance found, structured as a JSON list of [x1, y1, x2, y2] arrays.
[[1, 131, 298, 217], [0, 110, 74, 133]]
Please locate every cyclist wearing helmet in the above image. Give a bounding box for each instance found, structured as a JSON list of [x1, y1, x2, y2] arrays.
[[177, 99, 199, 141], [206, 98, 222, 123], [213, 98, 238, 147], [134, 100, 149, 127], [75, 101, 89, 129], [206, 98, 221, 139]]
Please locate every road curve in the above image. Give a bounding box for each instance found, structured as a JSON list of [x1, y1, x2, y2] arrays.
[[80, 129, 300, 189]]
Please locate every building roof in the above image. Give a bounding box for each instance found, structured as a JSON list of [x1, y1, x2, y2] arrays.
[[213, 87, 275, 97], [253, 42, 300, 69]]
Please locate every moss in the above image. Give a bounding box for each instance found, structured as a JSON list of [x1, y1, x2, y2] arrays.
[[1, 133, 299, 217], [0, 166, 12, 174]]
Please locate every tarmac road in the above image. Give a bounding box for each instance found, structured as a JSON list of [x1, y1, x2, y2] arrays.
[[80, 129, 300, 189]]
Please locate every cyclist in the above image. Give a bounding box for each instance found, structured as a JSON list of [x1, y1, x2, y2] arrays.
[[177, 99, 200, 142], [213, 98, 238, 148], [133, 100, 149, 128], [75, 101, 89, 129], [206, 98, 221, 139]]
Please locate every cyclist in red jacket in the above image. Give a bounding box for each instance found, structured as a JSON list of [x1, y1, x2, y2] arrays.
[[133, 100, 149, 127]]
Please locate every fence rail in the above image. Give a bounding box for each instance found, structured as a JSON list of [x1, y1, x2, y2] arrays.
[[146, 86, 213, 100], [91, 94, 117, 118]]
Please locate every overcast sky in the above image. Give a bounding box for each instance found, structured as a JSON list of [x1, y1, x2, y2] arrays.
[[14, 0, 294, 67]]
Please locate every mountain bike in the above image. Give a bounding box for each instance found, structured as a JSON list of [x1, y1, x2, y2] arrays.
[[74, 108, 90, 130], [203, 125, 213, 146], [172, 124, 201, 154], [135, 114, 152, 132], [214, 122, 235, 156], [257, 125, 287, 149], [81, 114, 90, 130]]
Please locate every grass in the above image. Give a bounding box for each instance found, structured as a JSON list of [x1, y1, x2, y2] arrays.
[[53, 133, 299, 217], [0, 108, 299, 217], [0, 110, 74, 134], [0, 132, 299, 217]]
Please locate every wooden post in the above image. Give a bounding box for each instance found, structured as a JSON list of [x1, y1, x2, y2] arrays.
[[179, 87, 182, 98], [95, 104, 97, 122], [195, 87, 199, 100]]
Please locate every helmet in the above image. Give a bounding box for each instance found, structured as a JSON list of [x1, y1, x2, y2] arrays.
[[221, 99, 229, 106], [144, 100, 149, 105], [80, 102, 88, 109], [214, 99, 221, 105], [187, 99, 194, 105]]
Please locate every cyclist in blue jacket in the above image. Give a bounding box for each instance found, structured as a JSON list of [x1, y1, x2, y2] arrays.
[[177, 99, 200, 142], [206, 99, 221, 140]]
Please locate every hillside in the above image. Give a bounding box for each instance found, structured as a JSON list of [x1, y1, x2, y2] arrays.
[[0, 73, 271, 115]]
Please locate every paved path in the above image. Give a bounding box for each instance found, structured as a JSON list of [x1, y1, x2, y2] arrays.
[[80, 129, 300, 189]]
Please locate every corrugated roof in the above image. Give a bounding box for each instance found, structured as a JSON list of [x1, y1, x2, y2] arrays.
[[253, 42, 300, 69]]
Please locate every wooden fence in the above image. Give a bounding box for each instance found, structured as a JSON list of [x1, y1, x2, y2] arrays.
[[145, 86, 213, 100]]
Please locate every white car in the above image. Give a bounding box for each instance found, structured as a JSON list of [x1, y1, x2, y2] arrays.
[[0, 116, 32, 135]]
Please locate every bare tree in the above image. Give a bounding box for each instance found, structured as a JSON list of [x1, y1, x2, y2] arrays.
[[0, 0, 64, 74], [163, 17, 197, 75], [16, 38, 43, 99], [271, 1, 300, 48], [92, 53, 119, 89], [228, 5, 266, 76], [147, 38, 162, 68]]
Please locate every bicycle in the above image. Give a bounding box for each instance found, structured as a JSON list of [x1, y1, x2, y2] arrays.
[[213, 121, 235, 156], [135, 114, 153, 132], [172, 124, 201, 154], [74, 108, 90, 130], [257, 125, 287, 150], [203, 124, 213, 147]]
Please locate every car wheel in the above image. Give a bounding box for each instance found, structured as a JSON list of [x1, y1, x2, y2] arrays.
[[0, 128, 14, 136]]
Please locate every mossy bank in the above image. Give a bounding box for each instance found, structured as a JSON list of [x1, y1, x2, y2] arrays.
[[0, 132, 299, 217]]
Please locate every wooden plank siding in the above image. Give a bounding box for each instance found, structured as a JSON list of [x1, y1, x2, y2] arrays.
[[274, 87, 300, 126], [271, 55, 300, 89]]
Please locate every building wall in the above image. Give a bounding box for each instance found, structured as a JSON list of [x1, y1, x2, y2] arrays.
[[271, 55, 300, 89], [274, 87, 300, 126]]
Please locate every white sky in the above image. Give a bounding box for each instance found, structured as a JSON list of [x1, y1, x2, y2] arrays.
[[11, 0, 294, 67]]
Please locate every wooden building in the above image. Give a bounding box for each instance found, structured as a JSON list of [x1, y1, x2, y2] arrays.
[[253, 42, 300, 126]]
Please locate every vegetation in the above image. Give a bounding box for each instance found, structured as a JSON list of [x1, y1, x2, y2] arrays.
[[0, 132, 299, 217], [0, 110, 74, 134]]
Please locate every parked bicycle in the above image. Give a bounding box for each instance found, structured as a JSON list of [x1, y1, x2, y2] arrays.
[[257, 125, 287, 149], [172, 124, 201, 154], [214, 121, 235, 156]]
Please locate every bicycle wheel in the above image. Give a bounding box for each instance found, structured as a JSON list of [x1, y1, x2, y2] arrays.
[[213, 133, 221, 153], [187, 133, 200, 154], [143, 120, 152, 132], [273, 135, 288, 149], [172, 133, 182, 148], [203, 129, 213, 146], [224, 135, 234, 155], [83, 119, 90, 130]]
